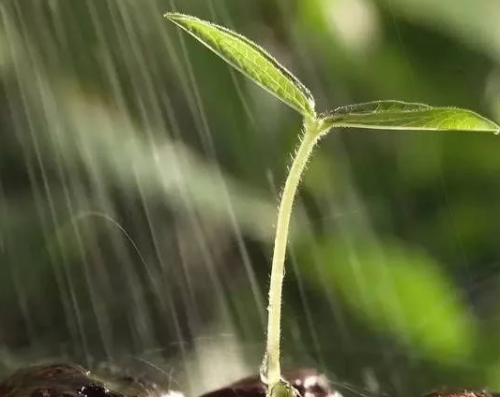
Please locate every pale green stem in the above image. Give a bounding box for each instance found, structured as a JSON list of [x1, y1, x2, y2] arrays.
[[265, 118, 321, 388]]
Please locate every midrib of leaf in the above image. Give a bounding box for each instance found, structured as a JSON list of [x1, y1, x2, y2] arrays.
[[331, 100, 432, 115]]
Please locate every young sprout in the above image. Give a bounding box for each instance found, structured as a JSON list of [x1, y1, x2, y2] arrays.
[[164, 12, 500, 397]]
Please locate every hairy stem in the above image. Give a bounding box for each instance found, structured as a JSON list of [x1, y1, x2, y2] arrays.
[[265, 118, 321, 388]]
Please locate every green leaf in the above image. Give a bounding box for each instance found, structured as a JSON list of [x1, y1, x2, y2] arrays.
[[164, 12, 315, 118], [321, 100, 500, 133]]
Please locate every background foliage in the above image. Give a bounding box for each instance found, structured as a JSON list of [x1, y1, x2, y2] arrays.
[[1, 0, 500, 396]]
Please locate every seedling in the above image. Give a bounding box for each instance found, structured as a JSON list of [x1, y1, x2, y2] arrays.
[[164, 12, 500, 397]]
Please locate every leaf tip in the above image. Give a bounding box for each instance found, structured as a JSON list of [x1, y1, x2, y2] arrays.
[[163, 12, 186, 24]]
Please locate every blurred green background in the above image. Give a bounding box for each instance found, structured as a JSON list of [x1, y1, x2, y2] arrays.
[[1, 0, 500, 396]]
